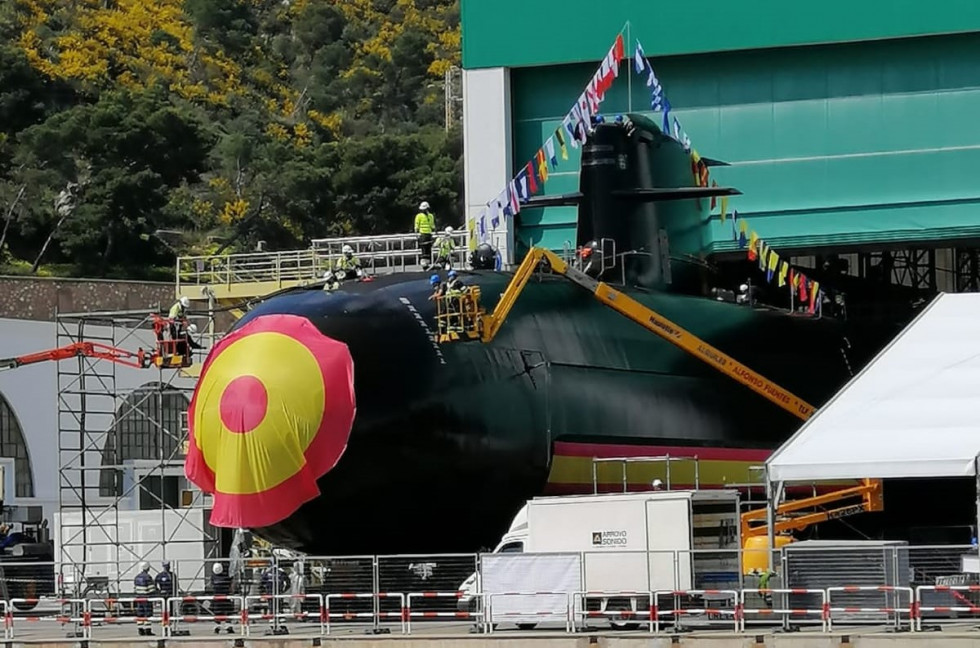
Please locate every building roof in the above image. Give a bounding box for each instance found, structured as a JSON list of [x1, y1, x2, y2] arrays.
[[460, 0, 980, 70], [767, 293, 980, 483]]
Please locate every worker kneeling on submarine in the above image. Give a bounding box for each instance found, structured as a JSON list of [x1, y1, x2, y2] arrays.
[[323, 244, 364, 291]]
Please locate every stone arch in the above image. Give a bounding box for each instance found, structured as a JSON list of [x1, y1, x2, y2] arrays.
[[0, 392, 35, 498], [99, 382, 189, 499]]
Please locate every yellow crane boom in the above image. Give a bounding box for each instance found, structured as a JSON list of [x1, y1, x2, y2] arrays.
[[460, 246, 815, 420]]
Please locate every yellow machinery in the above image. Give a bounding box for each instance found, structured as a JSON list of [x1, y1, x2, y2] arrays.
[[740, 479, 884, 574], [435, 246, 883, 571], [437, 246, 814, 419]]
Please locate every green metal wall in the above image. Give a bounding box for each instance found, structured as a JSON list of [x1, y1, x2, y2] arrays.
[[462, 0, 980, 70], [511, 32, 980, 255]]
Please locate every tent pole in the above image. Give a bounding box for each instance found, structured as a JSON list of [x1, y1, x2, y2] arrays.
[[975, 454, 980, 557], [765, 468, 775, 575]]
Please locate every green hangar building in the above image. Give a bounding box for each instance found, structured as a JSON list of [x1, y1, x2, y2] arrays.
[[459, 0, 980, 294]]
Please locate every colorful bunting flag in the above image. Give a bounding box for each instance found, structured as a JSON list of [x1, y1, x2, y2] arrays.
[[536, 149, 549, 184], [777, 261, 788, 287], [545, 137, 558, 168], [525, 162, 538, 194], [719, 196, 728, 223], [555, 128, 569, 160]]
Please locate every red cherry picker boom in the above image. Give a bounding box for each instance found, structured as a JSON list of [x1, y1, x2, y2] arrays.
[[0, 314, 196, 372]]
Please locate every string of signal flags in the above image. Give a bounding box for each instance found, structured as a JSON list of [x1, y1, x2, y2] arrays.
[[467, 29, 823, 313]]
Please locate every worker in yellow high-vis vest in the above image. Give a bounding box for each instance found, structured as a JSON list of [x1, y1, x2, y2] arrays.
[[414, 201, 436, 266]]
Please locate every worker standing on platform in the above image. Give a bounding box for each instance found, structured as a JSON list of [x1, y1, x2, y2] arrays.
[[134, 562, 155, 636], [414, 201, 436, 265], [167, 296, 191, 341], [430, 226, 456, 271]]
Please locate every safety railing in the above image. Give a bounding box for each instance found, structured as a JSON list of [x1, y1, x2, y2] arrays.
[[653, 589, 740, 633], [325, 592, 406, 634], [166, 595, 245, 636], [177, 231, 472, 293], [5, 587, 980, 637], [571, 590, 655, 633], [245, 594, 324, 635], [739, 588, 828, 632], [92, 597, 167, 636], [3, 546, 980, 637], [915, 584, 980, 631], [405, 591, 485, 633], [826, 585, 914, 631], [486, 591, 572, 634], [4, 598, 85, 639]]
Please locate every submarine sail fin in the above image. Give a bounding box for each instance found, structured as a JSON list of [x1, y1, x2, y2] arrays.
[[520, 186, 740, 210], [610, 186, 742, 202]]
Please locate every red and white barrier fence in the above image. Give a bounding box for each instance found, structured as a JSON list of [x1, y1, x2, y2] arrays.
[[739, 588, 828, 632], [571, 590, 655, 632], [90, 597, 167, 634], [653, 589, 740, 633], [11, 584, 980, 637], [485, 591, 572, 634], [5, 598, 88, 639], [914, 585, 980, 631], [324, 592, 406, 634], [405, 592, 486, 634], [166, 595, 246, 636], [244, 594, 325, 635], [826, 586, 913, 631]]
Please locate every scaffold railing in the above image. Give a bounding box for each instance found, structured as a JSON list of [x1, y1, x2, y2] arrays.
[[176, 231, 472, 293]]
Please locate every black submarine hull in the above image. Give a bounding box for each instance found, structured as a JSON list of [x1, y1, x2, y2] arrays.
[[214, 269, 855, 556]]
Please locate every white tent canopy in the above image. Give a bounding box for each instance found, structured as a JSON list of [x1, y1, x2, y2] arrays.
[[767, 292, 980, 483]]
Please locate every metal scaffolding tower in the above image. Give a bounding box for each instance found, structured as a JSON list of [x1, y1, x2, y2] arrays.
[[55, 309, 218, 598]]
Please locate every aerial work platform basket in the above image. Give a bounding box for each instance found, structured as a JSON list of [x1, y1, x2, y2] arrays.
[[434, 286, 484, 343]]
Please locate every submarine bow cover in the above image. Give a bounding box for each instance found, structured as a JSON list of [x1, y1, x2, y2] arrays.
[[184, 313, 357, 528]]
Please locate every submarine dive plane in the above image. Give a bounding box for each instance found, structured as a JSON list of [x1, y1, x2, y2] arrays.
[[185, 114, 896, 556]]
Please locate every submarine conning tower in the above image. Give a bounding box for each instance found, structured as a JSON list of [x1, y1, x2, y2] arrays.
[[576, 113, 703, 292]]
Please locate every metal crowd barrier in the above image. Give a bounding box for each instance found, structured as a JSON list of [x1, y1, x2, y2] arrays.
[[739, 588, 828, 632], [245, 594, 324, 635], [915, 584, 980, 631], [571, 590, 655, 632], [486, 591, 573, 634], [3, 587, 980, 637], [405, 592, 484, 633], [826, 585, 914, 631], [653, 589, 740, 633]]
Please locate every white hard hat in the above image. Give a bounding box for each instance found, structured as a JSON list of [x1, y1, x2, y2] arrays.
[[179, 296, 190, 308], [212, 563, 223, 575], [187, 323, 198, 334], [419, 201, 430, 210], [139, 562, 149, 572], [445, 226, 453, 234], [739, 284, 749, 293], [342, 244, 353, 254]]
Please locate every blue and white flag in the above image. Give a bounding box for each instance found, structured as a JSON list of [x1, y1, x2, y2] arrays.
[[672, 117, 692, 152], [633, 42, 646, 75]]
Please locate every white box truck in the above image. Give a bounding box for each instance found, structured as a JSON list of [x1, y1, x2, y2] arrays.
[[460, 489, 741, 629]]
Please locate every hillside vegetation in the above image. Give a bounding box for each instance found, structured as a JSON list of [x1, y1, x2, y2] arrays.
[[0, 0, 462, 279]]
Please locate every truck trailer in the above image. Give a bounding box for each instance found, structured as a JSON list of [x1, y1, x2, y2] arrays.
[[459, 489, 741, 629]]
